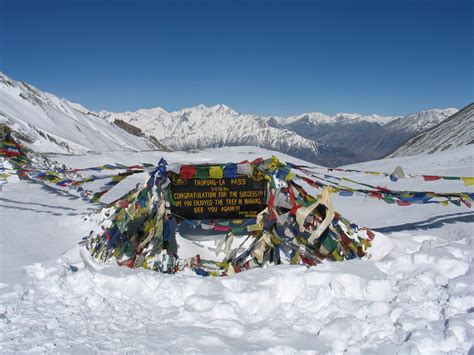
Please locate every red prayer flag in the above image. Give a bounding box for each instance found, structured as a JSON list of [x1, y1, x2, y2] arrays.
[[287, 185, 300, 214], [366, 229, 375, 241], [461, 199, 472, 208], [267, 191, 276, 220], [300, 256, 317, 266], [250, 157, 264, 165], [179, 165, 196, 179], [422, 175, 442, 181], [369, 191, 383, 199], [126, 165, 142, 170], [117, 200, 130, 208], [214, 225, 230, 232]]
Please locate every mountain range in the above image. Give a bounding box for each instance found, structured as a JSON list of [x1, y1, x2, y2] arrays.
[[100, 103, 457, 166], [0, 72, 466, 166]]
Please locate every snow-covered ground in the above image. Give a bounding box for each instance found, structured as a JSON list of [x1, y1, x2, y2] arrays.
[[0, 146, 473, 353]]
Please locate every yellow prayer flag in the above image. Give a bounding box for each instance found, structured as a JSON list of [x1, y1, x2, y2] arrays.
[[272, 155, 280, 164], [209, 166, 223, 179], [461, 177, 474, 186], [247, 223, 263, 232], [285, 172, 296, 181], [227, 263, 235, 276]]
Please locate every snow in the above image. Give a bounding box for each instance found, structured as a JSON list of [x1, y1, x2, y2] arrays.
[[0, 145, 473, 353], [0, 72, 152, 154], [2, 71, 461, 166], [383, 108, 458, 133], [100, 102, 457, 152], [100, 103, 324, 161], [284, 112, 397, 125], [100, 100, 459, 166], [389, 104, 474, 157]]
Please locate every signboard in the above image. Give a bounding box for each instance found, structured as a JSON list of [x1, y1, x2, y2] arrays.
[[169, 174, 267, 220]]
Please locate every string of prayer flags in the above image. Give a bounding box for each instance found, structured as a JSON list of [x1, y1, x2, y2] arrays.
[[2, 129, 472, 212], [1, 129, 471, 279], [0, 140, 22, 158], [83, 155, 383, 277], [303, 164, 474, 186], [291, 169, 473, 208], [69, 163, 146, 173]]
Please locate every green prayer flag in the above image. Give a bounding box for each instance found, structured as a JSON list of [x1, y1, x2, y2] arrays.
[[195, 166, 210, 179]]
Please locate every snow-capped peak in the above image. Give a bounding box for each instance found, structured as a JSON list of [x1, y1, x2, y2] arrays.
[[285, 111, 397, 126], [384, 108, 458, 132]]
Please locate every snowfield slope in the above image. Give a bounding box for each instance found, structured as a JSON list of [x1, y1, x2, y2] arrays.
[[1, 146, 473, 353], [0, 73, 157, 154], [389, 102, 474, 157]]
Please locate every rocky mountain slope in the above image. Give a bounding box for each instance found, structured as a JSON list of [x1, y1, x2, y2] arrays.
[[0, 73, 161, 154], [388, 103, 473, 157]]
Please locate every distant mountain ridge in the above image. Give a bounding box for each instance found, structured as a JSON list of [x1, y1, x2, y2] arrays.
[[101, 104, 457, 165], [99, 104, 356, 166], [0, 71, 462, 165], [270, 108, 458, 162], [388, 103, 474, 157]]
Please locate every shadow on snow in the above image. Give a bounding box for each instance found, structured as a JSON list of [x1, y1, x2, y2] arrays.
[[374, 211, 474, 233]]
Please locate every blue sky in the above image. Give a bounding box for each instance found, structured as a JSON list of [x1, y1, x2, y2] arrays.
[[1, 0, 472, 116]]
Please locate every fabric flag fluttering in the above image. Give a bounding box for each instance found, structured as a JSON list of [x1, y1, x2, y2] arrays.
[[1, 128, 473, 277], [82, 156, 387, 276], [302, 164, 474, 186]]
